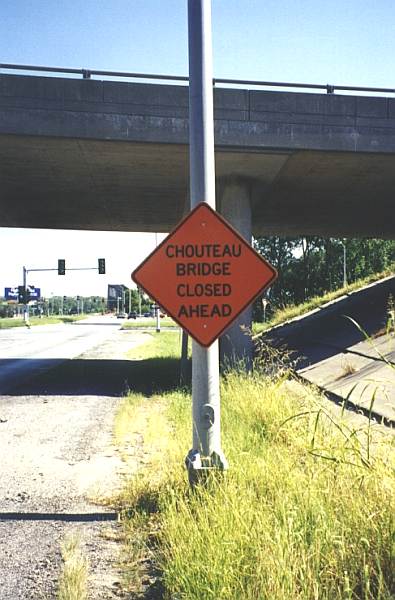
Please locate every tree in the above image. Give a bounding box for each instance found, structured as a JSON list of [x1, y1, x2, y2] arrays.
[[253, 236, 299, 317], [254, 235, 395, 316]]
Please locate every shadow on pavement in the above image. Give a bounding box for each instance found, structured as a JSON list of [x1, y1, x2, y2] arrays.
[[0, 512, 118, 522], [0, 357, 191, 397]]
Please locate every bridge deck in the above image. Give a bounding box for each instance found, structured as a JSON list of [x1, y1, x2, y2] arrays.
[[1, 74, 395, 237]]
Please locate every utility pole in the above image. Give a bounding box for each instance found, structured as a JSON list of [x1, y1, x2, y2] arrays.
[[185, 0, 228, 484], [342, 238, 347, 287], [262, 298, 268, 323]]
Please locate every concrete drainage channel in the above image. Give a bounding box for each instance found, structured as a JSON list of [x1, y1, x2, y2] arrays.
[[296, 369, 395, 430], [296, 335, 395, 428], [260, 275, 395, 429]]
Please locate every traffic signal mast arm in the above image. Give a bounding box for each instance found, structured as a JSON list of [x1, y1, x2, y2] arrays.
[[21, 258, 106, 324], [23, 264, 105, 275], [24, 260, 106, 275], [59, 258, 106, 274]]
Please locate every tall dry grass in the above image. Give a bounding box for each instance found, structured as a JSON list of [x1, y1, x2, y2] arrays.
[[116, 352, 394, 599], [57, 535, 88, 600]]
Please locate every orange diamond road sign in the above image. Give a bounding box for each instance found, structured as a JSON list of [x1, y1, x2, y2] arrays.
[[132, 203, 277, 347]]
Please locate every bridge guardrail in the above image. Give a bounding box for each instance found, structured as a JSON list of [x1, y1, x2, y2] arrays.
[[1, 62, 395, 95]]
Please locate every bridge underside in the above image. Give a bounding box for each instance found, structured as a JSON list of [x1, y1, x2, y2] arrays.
[[1, 74, 395, 238], [1, 133, 394, 238]]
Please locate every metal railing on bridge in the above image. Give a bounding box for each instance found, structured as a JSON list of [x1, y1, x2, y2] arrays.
[[1, 62, 395, 95]]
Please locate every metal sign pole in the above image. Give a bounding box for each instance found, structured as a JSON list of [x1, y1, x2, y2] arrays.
[[186, 0, 228, 483], [156, 305, 161, 332]]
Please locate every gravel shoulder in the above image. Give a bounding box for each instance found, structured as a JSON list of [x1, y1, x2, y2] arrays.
[[0, 328, 149, 599]]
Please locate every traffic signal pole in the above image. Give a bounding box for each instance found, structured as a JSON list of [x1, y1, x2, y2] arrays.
[[20, 259, 106, 324], [22, 266, 29, 324], [185, 0, 228, 483]]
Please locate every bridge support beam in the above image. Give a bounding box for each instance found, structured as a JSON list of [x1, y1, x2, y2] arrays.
[[219, 177, 253, 370]]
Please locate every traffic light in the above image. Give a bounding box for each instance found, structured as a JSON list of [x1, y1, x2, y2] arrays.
[[98, 258, 106, 274], [18, 285, 24, 303], [58, 259, 66, 275], [18, 285, 30, 304]]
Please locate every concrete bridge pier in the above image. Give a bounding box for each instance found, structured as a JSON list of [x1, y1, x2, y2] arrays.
[[219, 177, 254, 370]]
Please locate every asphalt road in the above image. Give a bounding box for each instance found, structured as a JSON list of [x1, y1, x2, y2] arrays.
[[0, 315, 122, 394], [0, 317, 149, 599]]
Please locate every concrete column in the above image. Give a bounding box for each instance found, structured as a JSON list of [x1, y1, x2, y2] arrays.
[[219, 177, 253, 370]]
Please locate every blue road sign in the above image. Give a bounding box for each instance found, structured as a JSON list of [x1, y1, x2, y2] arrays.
[[5, 287, 19, 300], [5, 286, 41, 301], [27, 286, 41, 299]]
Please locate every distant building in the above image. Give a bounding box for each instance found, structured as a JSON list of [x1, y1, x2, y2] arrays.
[[107, 284, 128, 312]]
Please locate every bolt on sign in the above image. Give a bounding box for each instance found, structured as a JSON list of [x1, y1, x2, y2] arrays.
[[132, 203, 277, 347]]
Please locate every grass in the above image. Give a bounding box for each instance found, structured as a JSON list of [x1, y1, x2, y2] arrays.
[[126, 330, 187, 360], [57, 535, 88, 600], [122, 330, 190, 395], [114, 334, 395, 599], [127, 330, 189, 359], [340, 357, 358, 378], [121, 317, 177, 330], [0, 315, 84, 329], [252, 265, 395, 335]]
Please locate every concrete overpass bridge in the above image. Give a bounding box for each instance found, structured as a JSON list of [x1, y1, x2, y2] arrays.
[[1, 65, 394, 364], [1, 66, 395, 240]]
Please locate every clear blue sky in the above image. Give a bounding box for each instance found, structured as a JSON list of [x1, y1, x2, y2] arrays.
[[1, 0, 394, 297]]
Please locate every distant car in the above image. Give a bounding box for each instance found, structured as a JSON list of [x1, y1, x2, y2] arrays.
[[116, 312, 127, 319], [143, 311, 152, 317], [128, 311, 137, 319]]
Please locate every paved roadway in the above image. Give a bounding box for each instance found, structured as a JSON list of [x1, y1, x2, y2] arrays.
[[0, 315, 121, 394], [0, 315, 150, 599]]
